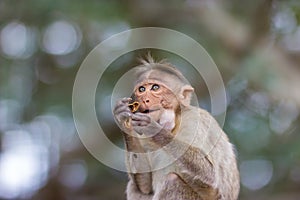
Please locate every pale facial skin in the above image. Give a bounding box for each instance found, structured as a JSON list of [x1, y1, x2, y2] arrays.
[[113, 82, 178, 136], [135, 83, 177, 117], [133, 82, 178, 132]]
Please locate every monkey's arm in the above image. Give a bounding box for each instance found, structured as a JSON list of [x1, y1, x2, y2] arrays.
[[123, 132, 153, 195], [113, 98, 152, 194]]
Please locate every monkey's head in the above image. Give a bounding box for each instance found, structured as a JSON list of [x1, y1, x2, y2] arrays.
[[132, 60, 194, 122]]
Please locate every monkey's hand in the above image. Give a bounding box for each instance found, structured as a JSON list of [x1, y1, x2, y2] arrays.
[[131, 113, 164, 137], [113, 97, 133, 132]]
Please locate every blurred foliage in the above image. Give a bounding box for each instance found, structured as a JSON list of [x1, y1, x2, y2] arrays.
[[0, 0, 300, 199]]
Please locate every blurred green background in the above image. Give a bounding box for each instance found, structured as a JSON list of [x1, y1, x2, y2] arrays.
[[0, 0, 300, 199]]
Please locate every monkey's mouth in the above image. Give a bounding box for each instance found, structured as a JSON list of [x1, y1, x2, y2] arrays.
[[142, 109, 159, 114]]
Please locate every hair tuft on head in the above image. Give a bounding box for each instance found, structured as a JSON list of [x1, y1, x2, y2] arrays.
[[138, 52, 154, 65], [134, 52, 191, 89], [138, 52, 169, 66]]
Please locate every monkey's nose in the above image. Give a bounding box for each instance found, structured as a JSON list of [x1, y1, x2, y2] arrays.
[[143, 99, 150, 105]]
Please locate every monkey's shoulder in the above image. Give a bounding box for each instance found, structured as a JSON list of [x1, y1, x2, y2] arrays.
[[181, 106, 216, 123], [180, 106, 227, 140]]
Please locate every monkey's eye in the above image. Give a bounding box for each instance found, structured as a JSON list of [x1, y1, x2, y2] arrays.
[[151, 84, 160, 91], [138, 86, 146, 92]]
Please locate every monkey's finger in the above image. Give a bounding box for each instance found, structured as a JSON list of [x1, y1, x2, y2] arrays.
[[114, 97, 132, 113], [131, 120, 149, 127], [114, 105, 131, 115], [114, 103, 128, 113], [122, 97, 132, 102], [120, 97, 132, 104], [118, 112, 132, 119], [115, 112, 132, 124], [132, 112, 151, 118], [114, 97, 132, 111], [132, 126, 143, 135], [131, 113, 151, 123]]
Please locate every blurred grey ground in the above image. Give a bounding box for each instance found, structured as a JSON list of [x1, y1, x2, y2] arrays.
[[0, 0, 300, 199]]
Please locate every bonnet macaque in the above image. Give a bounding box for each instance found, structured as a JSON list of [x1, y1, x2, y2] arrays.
[[113, 57, 240, 200]]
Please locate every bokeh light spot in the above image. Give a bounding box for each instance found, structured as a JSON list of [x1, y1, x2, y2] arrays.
[[42, 20, 82, 55], [240, 159, 273, 190]]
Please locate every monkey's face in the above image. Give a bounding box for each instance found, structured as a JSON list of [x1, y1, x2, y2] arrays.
[[134, 82, 179, 121]]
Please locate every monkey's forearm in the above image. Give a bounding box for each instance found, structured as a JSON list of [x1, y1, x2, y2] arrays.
[[123, 131, 143, 152], [124, 132, 153, 194]]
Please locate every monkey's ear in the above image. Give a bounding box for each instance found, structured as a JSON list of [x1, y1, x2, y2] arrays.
[[179, 85, 194, 107]]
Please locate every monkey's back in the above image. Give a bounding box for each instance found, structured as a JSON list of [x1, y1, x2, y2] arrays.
[[192, 107, 240, 200]]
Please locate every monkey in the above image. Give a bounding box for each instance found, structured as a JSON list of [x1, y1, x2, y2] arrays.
[[113, 57, 240, 200]]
